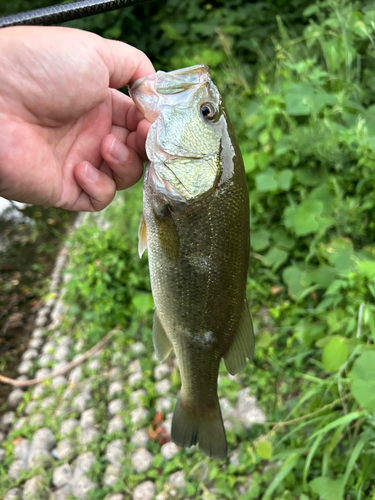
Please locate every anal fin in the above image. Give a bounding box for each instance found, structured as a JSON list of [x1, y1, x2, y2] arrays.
[[224, 299, 255, 375], [153, 311, 173, 362], [138, 212, 147, 258]]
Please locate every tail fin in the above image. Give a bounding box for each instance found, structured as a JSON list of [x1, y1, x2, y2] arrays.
[[171, 396, 227, 460]]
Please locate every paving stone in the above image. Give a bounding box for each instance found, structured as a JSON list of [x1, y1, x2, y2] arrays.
[[32, 427, 56, 450], [58, 336, 72, 347], [63, 387, 74, 400], [32, 328, 46, 339], [87, 358, 100, 371], [52, 375, 68, 389], [29, 413, 44, 427], [133, 480, 156, 500], [108, 381, 123, 398], [71, 476, 97, 500], [40, 396, 55, 409], [4, 488, 22, 500], [162, 414, 172, 436], [131, 448, 153, 472], [80, 408, 96, 429], [169, 471, 186, 488], [128, 372, 142, 386], [161, 442, 179, 460], [14, 417, 28, 431], [220, 397, 235, 418], [23, 475, 45, 499], [154, 364, 170, 380], [53, 464, 73, 487], [38, 353, 53, 367], [107, 495, 124, 500], [72, 392, 91, 413], [233, 388, 266, 428], [18, 360, 33, 375], [130, 342, 146, 355], [155, 379, 171, 395], [32, 384, 46, 398], [105, 439, 124, 464], [155, 396, 172, 413], [131, 428, 149, 448], [54, 345, 70, 361], [230, 449, 241, 466], [130, 389, 146, 406], [8, 459, 27, 479], [107, 415, 124, 433], [131, 407, 148, 424], [28, 447, 52, 468], [14, 438, 30, 462], [16, 375, 28, 383], [55, 439, 74, 460], [80, 427, 99, 445], [0, 411, 15, 430], [104, 464, 121, 486], [69, 366, 82, 384], [60, 418, 79, 436], [35, 368, 51, 379], [22, 349, 39, 361], [7, 389, 24, 409], [108, 398, 124, 416], [42, 341, 56, 354], [109, 366, 121, 379], [75, 338, 84, 352], [128, 359, 141, 373], [25, 401, 38, 415], [50, 484, 72, 500], [74, 451, 97, 474], [29, 338, 43, 349]]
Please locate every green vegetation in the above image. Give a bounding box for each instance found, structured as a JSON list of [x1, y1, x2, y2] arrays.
[[1, 0, 375, 498]]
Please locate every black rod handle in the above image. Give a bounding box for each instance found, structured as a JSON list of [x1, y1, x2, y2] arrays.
[[0, 0, 155, 29]]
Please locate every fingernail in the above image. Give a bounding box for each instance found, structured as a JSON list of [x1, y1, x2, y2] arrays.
[[84, 163, 99, 182], [109, 137, 129, 162]]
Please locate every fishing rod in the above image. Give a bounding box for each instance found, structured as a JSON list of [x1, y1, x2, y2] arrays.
[[0, 0, 156, 29]]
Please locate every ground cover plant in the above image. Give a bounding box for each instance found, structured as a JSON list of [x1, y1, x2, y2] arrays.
[[1, 0, 375, 498]]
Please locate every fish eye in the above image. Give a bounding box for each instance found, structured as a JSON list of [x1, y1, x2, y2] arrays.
[[200, 103, 216, 120]]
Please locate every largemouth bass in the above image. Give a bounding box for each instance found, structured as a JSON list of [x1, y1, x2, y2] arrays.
[[129, 65, 254, 460]]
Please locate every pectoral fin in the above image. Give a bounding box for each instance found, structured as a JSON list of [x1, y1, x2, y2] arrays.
[[153, 311, 173, 362], [138, 212, 147, 258], [224, 299, 255, 375]]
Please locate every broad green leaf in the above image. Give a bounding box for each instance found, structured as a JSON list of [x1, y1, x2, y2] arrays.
[[271, 228, 295, 250], [285, 83, 315, 116], [132, 293, 154, 313], [342, 431, 370, 487], [296, 168, 321, 186], [327, 309, 347, 332], [309, 477, 344, 500], [357, 261, 375, 279], [255, 168, 278, 192], [350, 352, 375, 409], [263, 247, 288, 270], [350, 351, 375, 380], [322, 337, 348, 371], [251, 230, 270, 251], [277, 170, 293, 190], [283, 266, 307, 299], [256, 440, 273, 460], [294, 200, 324, 235], [243, 153, 256, 173]]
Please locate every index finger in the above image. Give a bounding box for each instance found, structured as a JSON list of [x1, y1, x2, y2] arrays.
[[98, 38, 155, 89]]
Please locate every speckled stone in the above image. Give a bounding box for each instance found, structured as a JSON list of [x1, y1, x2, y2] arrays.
[[29, 413, 44, 428], [22, 349, 39, 361], [131, 407, 148, 424], [108, 381, 123, 398], [23, 475, 45, 499], [55, 439, 74, 460], [28, 447, 52, 468], [80, 427, 99, 445], [50, 484, 72, 500], [72, 453, 97, 499], [107, 495, 124, 500], [32, 328, 46, 339], [169, 471, 186, 488], [128, 359, 141, 374], [8, 459, 27, 479], [131, 448, 153, 472], [105, 440, 124, 465], [53, 464, 72, 488], [155, 397, 172, 413], [130, 428, 149, 448], [108, 398, 124, 416], [40, 396, 55, 409], [0, 431, 4, 443], [133, 480, 155, 500], [80, 408, 96, 429], [128, 372, 142, 387], [7, 389, 24, 409], [17, 360, 33, 375], [154, 364, 170, 380], [161, 442, 179, 460], [32, 384, 46, 398], [104, 464, 121, 486], [4, 488, 22, 500], [74, 451, 97, 474], [130, 342, 146, 355], [35, 368, 51, 379], [233, 388, 266, 428], [14, 438, 30, 462], [32, 427, 56, 450], [60, 418, 79, 436], [69, 366, 82, 384], [58, 336, 72, 347], [25, 401, 38, 415], [42, 341, 56, 354], [155, 379, 171, 395], [87, 358, 100, 371], [130, 389, 146, 406], [0, 448, 5, 461], [54, 345, 70, 361], [0, 411, 15, 430], [107, 415, 124, 433], [29, 338, 43, 349], [38, 353, 53, 367], [14, 417, 28, 431], [52, 375, 68, 389], [72, 392, 91, 413], [162, 414, 172, 436]]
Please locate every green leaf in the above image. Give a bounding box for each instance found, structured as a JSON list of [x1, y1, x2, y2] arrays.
[[276, 170, 293, 190], [256, 440, 273, 460], [263, 247, 288, 270], [243, 153, 256, 173], [342, 431, 370, 488], [285, 83, 315, 116], [255, 168, 278, 192], [271, 229, 295, 250], [294, 200, 324, 235], [261, 453, 301, 500], [357, 261, 375, 279], [251, 230, 270, 251], [308, 412, 363, 441], [322, 337, 348, 371], [283, 266, 307, 299], [349, 352, 375, 409], [309, 477, 344, 500], [132, 293, 154, 313]]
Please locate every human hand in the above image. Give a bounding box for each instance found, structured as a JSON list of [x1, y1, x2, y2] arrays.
[[0, 26, 154, 211]]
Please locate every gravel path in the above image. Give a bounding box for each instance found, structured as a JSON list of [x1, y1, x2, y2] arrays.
[[0, 209, 266, 500]]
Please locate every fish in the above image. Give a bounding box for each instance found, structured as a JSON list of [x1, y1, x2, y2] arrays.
[[129, 65, 254, 460]]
